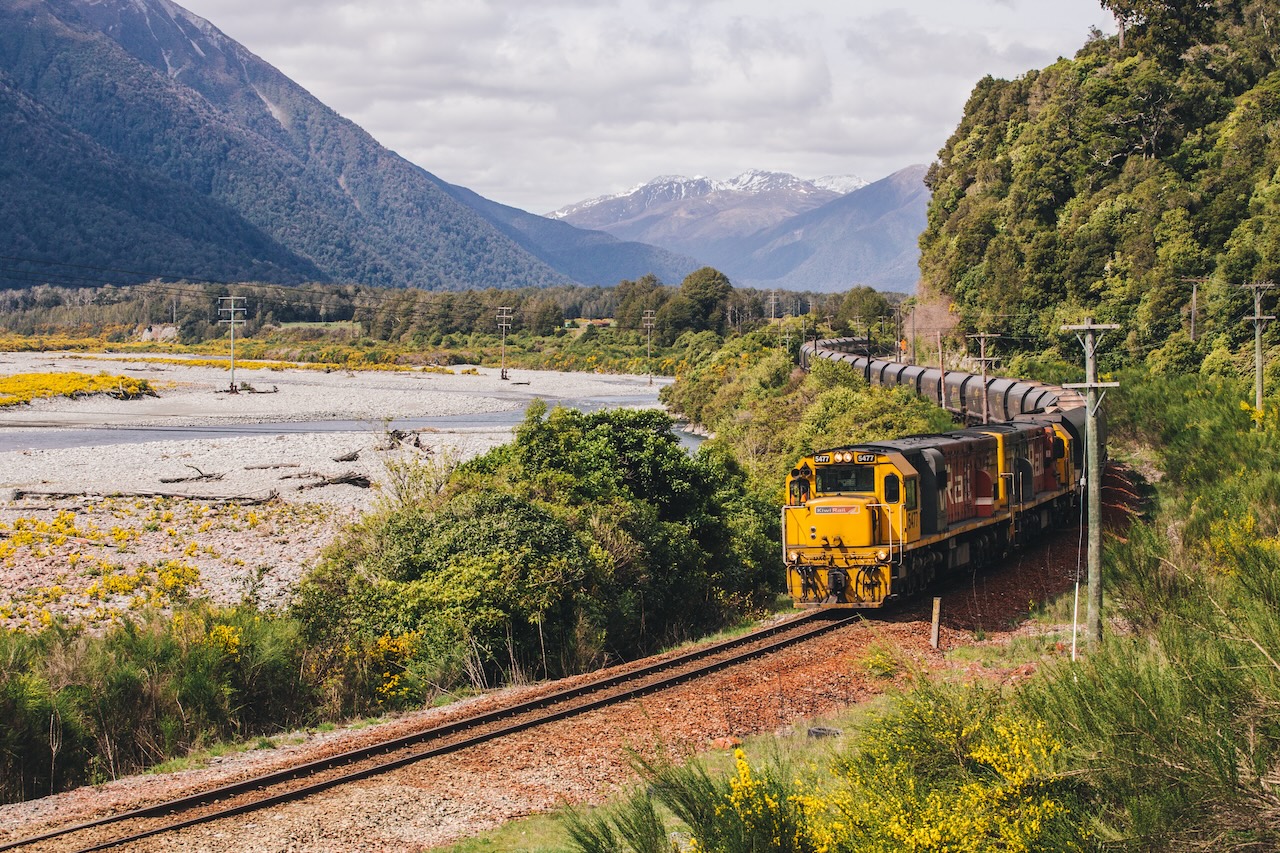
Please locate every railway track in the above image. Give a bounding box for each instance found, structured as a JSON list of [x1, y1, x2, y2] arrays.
[[4, 609, 857, 853]]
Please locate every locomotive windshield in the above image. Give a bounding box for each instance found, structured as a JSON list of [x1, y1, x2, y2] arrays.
[[815, 465, 876, 494]]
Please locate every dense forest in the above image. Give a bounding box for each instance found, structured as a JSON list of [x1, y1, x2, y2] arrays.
[[921, 0, 1280, 378]]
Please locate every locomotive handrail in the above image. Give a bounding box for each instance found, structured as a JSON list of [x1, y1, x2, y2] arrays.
[[867, 502, 904, 565]]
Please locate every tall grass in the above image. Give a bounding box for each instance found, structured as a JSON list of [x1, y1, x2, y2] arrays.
[[0, 605, 312, 801]]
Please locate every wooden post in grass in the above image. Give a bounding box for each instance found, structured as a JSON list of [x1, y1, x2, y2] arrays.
[[930, 598, 942, 649]]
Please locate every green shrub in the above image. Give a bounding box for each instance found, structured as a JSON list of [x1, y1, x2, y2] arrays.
[[0, 604, 314, 801], [292, 404, 781, 707]]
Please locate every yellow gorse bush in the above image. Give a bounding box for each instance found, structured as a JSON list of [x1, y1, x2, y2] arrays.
[[819, 703, 1070, 853], [370, 631, 421, 703], [206, 623, 243, 661], [0, 372, 155, 407], [679, 691, 1074, 853]]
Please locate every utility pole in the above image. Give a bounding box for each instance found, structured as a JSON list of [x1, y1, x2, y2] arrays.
[[218, 296, 246, 392], [936, 330, 945, 408], [853, 314, 871, 382], [643, 309, 655, 386], [1241, 282, 1275, 429], [967, 333, 999, 423], [1063, 319, 1120, 652], [768, 290, 781, 348], [497, 306, 512, 380], [893, 306, 904, 363], [1181, 277, 1208, 342], [910, 305, 917, 364]]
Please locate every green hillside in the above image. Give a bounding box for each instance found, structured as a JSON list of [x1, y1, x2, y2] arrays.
[[921, 0, 1280, 375]]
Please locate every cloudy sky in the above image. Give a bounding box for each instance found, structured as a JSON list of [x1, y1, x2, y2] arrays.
[[179, 0, 1114, 214]]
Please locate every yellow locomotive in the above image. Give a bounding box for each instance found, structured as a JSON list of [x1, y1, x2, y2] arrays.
[[783, 411, 1086, 607]]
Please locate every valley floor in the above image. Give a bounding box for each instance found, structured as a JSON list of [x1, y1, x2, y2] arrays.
[[0, 352, 664, 628]]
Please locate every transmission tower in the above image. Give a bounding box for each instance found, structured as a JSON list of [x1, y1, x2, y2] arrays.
[[643, 309, 656, 386], [218, 296, 246, 392], [497, 306, 512, 380]]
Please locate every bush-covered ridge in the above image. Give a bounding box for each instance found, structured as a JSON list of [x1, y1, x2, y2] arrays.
[[921, 0, 1280, 378]]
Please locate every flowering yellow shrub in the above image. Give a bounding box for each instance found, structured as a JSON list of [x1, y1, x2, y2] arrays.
[[669, 690, 1075, 853], [370, 631, 420, 703], [815, 696, 1071, 852], [721, 750, 825, 852], [1202, 509, 1280, 568], [206, 623, 242, 661], [0, 372, 155, 407]]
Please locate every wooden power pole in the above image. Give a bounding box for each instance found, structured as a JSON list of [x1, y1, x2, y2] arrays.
[[643, 309, 655, 386], [1242, 282, 1275, 429], [967, 332, 999, 423], [1063, 319, 1120, 649]]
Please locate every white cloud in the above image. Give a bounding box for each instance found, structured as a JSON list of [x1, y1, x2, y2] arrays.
[[181, 0, 1111, 212]]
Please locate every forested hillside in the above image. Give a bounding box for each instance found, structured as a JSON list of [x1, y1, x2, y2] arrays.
[[0, 0, 691, 291], [921, 0, 1280, 374]]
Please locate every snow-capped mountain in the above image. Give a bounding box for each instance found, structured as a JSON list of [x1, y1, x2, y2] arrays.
[[550, 167, 927, 293], [548, 170, 864, 222], [813, 174, 871, 194]]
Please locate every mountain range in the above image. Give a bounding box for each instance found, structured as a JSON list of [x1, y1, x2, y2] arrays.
[[0, 0, 927, 293], [552, 168, 928, 292]]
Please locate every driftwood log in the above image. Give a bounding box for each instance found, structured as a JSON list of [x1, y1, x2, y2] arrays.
[[159, 465, 225, 484], [294, 471, 371, 490], [10, 489, 281, 506]]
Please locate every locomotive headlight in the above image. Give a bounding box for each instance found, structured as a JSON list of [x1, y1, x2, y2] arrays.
[[788, 551, 799, 562], [876, 549, 890, 562]]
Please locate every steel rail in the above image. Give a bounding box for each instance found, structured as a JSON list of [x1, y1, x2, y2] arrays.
[[3, 610, 855, 852]]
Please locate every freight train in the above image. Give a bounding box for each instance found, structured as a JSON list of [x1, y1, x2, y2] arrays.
[[783, 338, 1093, 608]]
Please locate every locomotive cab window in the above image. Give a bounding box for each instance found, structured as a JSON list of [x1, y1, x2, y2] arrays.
[[816, 465, 875, 494], [884, 473, 900, 503], [905, 478, 918, 510]]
